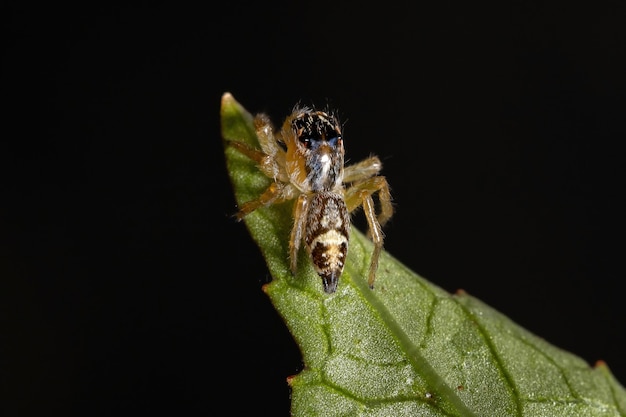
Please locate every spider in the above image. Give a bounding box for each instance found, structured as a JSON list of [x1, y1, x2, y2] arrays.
[[229, 104, 393, 293]]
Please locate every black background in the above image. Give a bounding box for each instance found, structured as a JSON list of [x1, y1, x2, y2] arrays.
[[3, 2, 625, 415]]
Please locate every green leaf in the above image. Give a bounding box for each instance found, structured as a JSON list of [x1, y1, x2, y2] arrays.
[[220, 92, 626, 416]]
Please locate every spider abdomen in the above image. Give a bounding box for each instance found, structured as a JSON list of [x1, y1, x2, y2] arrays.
[[305, 192, 350, 293]]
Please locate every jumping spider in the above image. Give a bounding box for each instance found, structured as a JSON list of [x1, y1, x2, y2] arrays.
[[229, 104, 393, 293]]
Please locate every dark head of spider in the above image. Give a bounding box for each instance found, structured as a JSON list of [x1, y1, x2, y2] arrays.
[[292, 112, 342, 150], [293, 111, 344, 194]]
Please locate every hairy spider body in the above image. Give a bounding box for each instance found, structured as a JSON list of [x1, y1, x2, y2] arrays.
[[229, 105, 392, 293]]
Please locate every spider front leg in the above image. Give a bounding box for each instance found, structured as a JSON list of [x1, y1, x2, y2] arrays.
[[345, 175, 393, 289], [252, 114, 288, 181], [227, 113, 294, 219], [226, 138, 282, 220], [227, 113, 288, 182]]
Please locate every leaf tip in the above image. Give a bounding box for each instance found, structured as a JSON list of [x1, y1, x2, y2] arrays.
[[220, 91, 244, 118], [221, 91, 234, 104]]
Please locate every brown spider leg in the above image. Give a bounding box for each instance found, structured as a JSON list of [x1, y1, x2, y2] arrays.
[[346, 176, 394, 229], [228, 140, 267, 164], [362, 193, 383, 289], [289, 194, 309, 275], [371, 176, 394, 228], [345, 176, 393, 289], [254, 113, 283, 157], [229, 140, 284, 179], [235, 182, 285, 220], [343, 156, 383, 183]]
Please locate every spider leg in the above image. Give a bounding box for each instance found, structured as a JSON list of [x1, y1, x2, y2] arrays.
[[343, 189, 385, 289], [289, 194, 309, 275], [362, 194, 383, 289], [228, 140, 268, 164], [345, 175, 393, 289], [228, 140, 287, 182], [254, 114, 288, 181], [254, 113, 285, 158], [345, 176, 393, 228], [235, 182, 285, 220], [343, 155, 383, 183]]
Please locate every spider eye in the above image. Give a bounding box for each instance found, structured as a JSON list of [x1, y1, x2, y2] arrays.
[[327, 135, 341, 147], [299, 136, 312, 148]]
